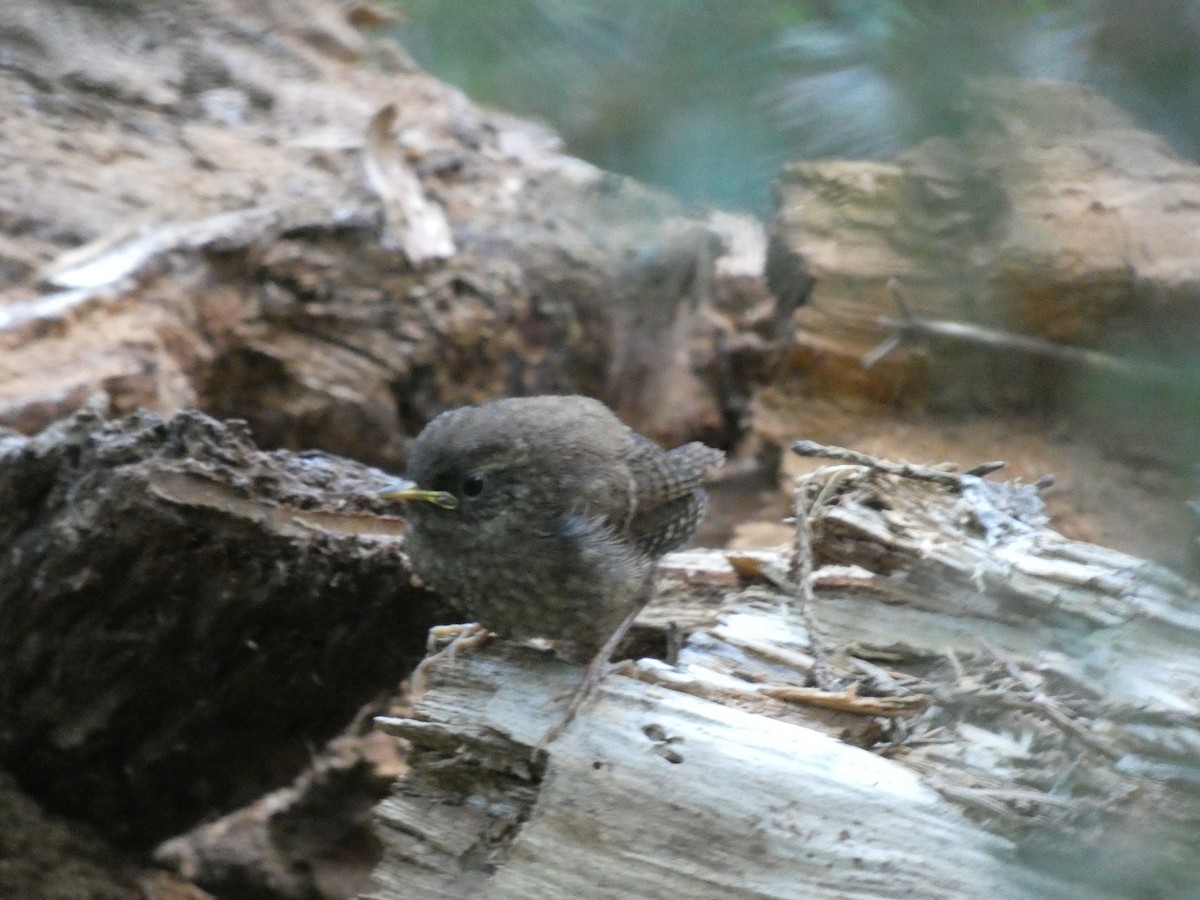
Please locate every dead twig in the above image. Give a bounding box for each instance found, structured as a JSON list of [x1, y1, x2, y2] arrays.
[[789, 471, 847, 690], [866, 278, 1180, 387], [627, 660, 930, 720], [760, 682, 931, 718], [981, 641, 1125, 761], [791, 441, 1005, 486], [922, 775, 1085, 825]]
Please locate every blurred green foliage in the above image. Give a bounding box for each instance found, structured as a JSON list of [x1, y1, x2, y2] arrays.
[[392, 0, 805, 212], [388, 1, 1200, 216]]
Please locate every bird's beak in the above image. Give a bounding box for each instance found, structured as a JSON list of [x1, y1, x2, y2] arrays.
[[377, 478, 459, 510]]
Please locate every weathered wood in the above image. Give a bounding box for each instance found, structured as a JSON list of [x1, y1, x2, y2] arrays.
[[0, 0, 791, 891], [0, 408, 448, 847], [3, 1, 1197, 895], [767, 78, 1200, 464], [373, 648, 1063, 900], [0, 0, 785, 468], [369, 463, 1200, 899]]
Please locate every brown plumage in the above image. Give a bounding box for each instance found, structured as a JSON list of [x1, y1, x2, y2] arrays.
[[383, 395, 723, 741]]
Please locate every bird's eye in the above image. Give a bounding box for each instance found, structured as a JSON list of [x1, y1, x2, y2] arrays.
[[461, 474, 485, 498]]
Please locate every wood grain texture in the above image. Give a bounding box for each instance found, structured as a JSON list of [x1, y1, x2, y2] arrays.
[[369, 467, 1200, 898]]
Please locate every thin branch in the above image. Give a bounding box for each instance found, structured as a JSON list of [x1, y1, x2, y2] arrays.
[[791, 440, 1005, 487], [789, 475, 839, 690], [866, 278, 1181, 387]]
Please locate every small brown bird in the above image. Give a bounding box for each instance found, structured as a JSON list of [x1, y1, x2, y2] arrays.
[[381, 395, 724, 742]]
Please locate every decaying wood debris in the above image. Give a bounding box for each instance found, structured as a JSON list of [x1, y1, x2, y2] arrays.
[[0, 408, 450, 850], [0, 1, 791, 476], [767, 79, 1200, 425], [3, 2, 1199, 896], [155, 730, 404, 899], [369, 443, 1200, 899]]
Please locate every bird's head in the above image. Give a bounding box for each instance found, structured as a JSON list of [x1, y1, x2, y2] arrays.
[[378, 403, 547, 529]]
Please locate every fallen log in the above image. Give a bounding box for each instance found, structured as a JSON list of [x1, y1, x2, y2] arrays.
[[368, 451, 1200, 899]]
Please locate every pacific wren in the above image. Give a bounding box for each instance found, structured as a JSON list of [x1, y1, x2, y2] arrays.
[[381, 395, 724, 737]]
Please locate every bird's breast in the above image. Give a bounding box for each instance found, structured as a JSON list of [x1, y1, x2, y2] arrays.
[[403, 511, 650, 647]]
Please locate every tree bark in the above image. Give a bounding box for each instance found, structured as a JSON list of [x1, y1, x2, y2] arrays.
[[0, 0, 785, 469], [0, 408, 446, 847]]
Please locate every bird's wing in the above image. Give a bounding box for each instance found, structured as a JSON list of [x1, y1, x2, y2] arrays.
[[626, 491, 709, 558], [622, 437, 725, 557], [628, 436, 724, 504]]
